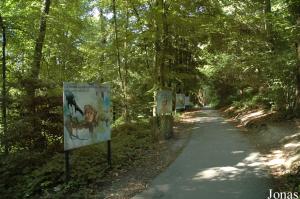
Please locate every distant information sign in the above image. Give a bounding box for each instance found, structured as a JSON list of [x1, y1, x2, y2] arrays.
[[156, 90, 172, 115], [63, 83, 111, 151], [185, 96, 190, 107], [176, 93, 185, 110]]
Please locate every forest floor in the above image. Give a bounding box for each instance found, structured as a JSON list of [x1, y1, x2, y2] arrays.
[[3, 108, 299, 198], [89, 111, 195, 199], [221, 106, 300, 191], [0, 111, 196, 199]]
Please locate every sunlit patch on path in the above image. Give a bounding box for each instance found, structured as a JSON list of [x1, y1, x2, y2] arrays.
[[133, 110, 272, 199]]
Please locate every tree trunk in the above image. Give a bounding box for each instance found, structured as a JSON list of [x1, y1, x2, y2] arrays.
[[112, 0, 128, 121], [31, 0, 51, 79], [264, 0, 271, 35], [153, 0, 161, 88], [295, 16, 300, 115], [153, 0, 173, 140], [124, 0, 129, 122], [27, 0, 51, 150], [264, 0, 274, 50], [161, 0, 168, 87], [152, 0, 162, 141], [112, 0, 123, 87], [0, 14, 8, 154]]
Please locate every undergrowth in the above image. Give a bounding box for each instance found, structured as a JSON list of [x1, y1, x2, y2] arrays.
[[0, 119, 154, 199]]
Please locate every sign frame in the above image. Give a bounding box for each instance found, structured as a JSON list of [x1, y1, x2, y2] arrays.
[[156, 90, 173, 115], [176, 93, 185, 110], [63, 82, 112, 181]]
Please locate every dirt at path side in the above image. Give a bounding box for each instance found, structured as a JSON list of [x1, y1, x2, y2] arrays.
[[221, 107, 300, 191], [89, 111, 198, 199]]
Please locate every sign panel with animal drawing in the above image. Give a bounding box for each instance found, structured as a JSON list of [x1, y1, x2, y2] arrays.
[[185, 96, 190, 107], [176, 93, 185, 110], [63, 83, 111, 151], [156, 90, 172, 115]]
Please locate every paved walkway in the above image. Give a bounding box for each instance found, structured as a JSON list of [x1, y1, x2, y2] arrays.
[[133, 110, 272, 199]]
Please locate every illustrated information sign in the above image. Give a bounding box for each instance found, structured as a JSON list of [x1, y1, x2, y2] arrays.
[[156, 90, 172, 115], [63, 83, 111, 151], [176, 93, 185, 110], [185, 96, 190, 107]]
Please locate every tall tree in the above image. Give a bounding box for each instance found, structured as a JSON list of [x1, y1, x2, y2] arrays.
[[30, 0, 51, 80], [295, 7, 300, 114], [26, 0, 51, 150], [286, 0, 300, 114], [112, 0, 129, 121], [0, 14, 8, 154], [264, 0, 271, 34], [123, 0, 130, 121]]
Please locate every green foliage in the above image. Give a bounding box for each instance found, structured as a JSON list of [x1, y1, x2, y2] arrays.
[[1, 0, 300, 196], [0, 151, 50, 198], [198, 0, 299, 113]]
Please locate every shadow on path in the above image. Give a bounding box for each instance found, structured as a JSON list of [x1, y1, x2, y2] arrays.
[[133, 110, 272, 199]]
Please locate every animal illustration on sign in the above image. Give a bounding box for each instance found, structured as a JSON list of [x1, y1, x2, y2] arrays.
[[157, 90, 172, 115], [64, 90, 103, 139], [83, 104, 99, 133], [65, 90, 84, 116], [176, 93, 185, 109], [96, 90, 110, 128], [63, 83, 111, 150]]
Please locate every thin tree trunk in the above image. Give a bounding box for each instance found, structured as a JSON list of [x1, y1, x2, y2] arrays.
[[99, 8, 105, 34], [0, 14, 8, 154], [152, 0, 162, 141], [27, 0, 51, 150], [112, 0, 124, 90], [124, 0, 129, 122], [161, 0, 167, 88], [144, 42, 150, 69], [153, 0, 173, 140], [31, 0, 51, 79], [98, 7, 107, 66], [154, 1, 161, 89], [153, 0, 167, 88], [112, 0, 128, 121], [295, 16, 300, 114], [264, 0, 274, 50], [264, 0, 271, 34]]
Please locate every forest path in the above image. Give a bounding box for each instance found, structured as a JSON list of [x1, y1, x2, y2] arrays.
[[133, 109, 272, 199]]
